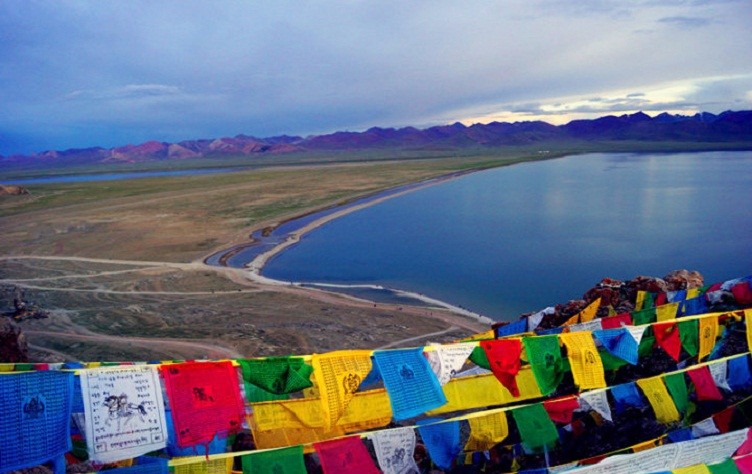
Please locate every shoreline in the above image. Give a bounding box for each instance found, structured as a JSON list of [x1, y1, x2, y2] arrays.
[[205, 167, 498, 325]]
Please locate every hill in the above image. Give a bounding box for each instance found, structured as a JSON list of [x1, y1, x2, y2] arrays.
[[2, 110, 751, 166]]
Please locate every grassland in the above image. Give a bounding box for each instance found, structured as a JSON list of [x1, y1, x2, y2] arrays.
[[2, 143, 749, 362]]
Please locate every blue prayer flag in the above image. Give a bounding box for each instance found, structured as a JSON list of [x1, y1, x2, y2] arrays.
[[359, 362, 383, 390], [681, 296, 708, 317], [373, 348, 447, 420], [496, 318, 527, 338], [667, 427, 694, 443], [593, 328, 639, 365], [417, 418, 461, 470], [0, 371, 73, 473], [536, 326, 565, 335], [610, 382, 644, 413], [728, 355, 752, 391], [669, 290, 687, 303], [112, 456, 169, 474]]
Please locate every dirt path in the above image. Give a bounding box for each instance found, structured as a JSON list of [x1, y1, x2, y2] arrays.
[[27, 330, 243, 359], [377, 326, 462, 349]]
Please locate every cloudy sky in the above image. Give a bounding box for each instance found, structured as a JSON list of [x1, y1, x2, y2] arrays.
[[1, 0, 750, 155]]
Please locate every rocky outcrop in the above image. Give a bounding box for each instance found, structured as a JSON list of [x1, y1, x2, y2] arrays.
[[0, 185, 30, 195], [0, 317, 28, 362]]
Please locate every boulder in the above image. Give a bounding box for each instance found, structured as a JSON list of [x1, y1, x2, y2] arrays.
[[0, 317, 28, 362]]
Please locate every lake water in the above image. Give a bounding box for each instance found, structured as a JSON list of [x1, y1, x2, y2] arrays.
[[262, 151, 752, 321]]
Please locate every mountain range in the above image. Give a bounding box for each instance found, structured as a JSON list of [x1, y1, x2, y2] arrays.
[[2, 110, 751, 165]]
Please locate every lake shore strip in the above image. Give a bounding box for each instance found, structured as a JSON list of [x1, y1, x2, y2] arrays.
[[227, 169, 497, 326]]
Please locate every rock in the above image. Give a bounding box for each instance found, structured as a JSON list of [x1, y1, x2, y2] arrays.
[[0, 317, 29, 362], [663, 269, 704, 291], [0, 184, 30, 195]]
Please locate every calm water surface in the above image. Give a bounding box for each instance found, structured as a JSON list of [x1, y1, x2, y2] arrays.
[[263, 152, 752, 320]]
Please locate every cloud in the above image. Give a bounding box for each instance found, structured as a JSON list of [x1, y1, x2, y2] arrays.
[[658, 15, 712, 27]]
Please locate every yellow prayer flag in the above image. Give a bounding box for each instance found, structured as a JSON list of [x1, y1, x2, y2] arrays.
[[637, 376, 681, 424], [464, 329, 495, 341], [746, 309, 752, 353], [656, 302, 679, 322], [428, 368, 542, 415], [465, 411, 509, 452], [312, 350, 373, 430], [559, 332, 606, 390], [686, 288, 701, 299], [636, 291, 647, 311], [563, 313, 580, 326], [579, 297, 601, 323], [632, 438, 658, 452], [697, 315, 719, 361], [0, 364, 14, 372], [672, 464, 711, 474], [174, 458, 233, 474]]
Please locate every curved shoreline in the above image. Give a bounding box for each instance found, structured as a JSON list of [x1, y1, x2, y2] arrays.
[[204, 168, 496, 324]]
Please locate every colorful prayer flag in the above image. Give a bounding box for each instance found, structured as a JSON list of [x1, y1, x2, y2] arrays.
[[523, 335, 565, 396], [654, 322, 682, 362], [559, 332, 607, 390], [241, 445, 307, 474], [688, 366, 724, 401], [160, 361, 245, 448], [481, 339, 522, 397], [698, 317, 719, 362], [314, 436, 380, 474], [679, 320, 700, 357], [425, 343, 475, 386], [373, 347, 447, 420], [664, 372, 689, 415], [511, 403, 559, 451], [238, 356, 313, 397], [369, 427, 420, 474], [611, 382, 645, 413], [544, 396, 580, 424], [637, 376, 681, 423], [465, 411, 509, 452], [312, 350, 373, 429], [593, 328, 639, 365], [417, 418, 461, 470]]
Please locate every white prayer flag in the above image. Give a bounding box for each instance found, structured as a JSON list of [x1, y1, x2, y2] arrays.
[[425, 343, 475, 386], [369, 427, 420, 474], [80, 365, 168, 463]]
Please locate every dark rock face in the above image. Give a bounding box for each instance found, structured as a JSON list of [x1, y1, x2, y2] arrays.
[[0, 317, 28, 362]]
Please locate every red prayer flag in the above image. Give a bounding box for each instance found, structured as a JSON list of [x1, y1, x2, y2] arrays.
[[732, 282, 752, 306], [655, 292, 667, 306], [160, 361, 245, 448], [736, 429, 752, 456], [653, 322, 681, 362], [543, 396, 580, 424], [713, 406, 735, 434], [481, 339, 522, 397], [600, 313, 632, 329], [687, 366, 724, 401], [314, 436, 380, 474], [735, 453, 752, 473]]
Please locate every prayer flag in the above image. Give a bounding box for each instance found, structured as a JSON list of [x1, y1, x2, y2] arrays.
[[174, 458, 233, 474], [682, 296, 708, 317], [160, 361, 245, 448], [241, 445, 306, 474], [114, 456, 169, 474], [637, 376, 681, 423], [656, 302, 680, 322], [369, 427, 420, 474], [79, 365, 168, 463], [636, 290, 648, 311], [668, 290, 688, 303], [611, 382, 645, 413], [544, 396, 580, 424], [728, 356, 752, 391], [312, 350, 373, 429], [238, 356, 313, 397], [601, 312, 632, 329], [496, 318, 528, 338], [580, 298, 602, 323], [523, 335, 565, 396], [537, 326, 565, 335], [698, 317, 719, 362], [417, 418, 461, 470], [713, 407, 735, 434], [746, 310, 752, 354], [654, 322, 682, 362], [709, 360, 731, 392], [708, 458, 741, 474], [688, 366, 723, 401], [314, 436, 380, 474], [655, 292, 668, 306], [528, 307, 555, 332], [691, 418, 720, 438], [593, 328, 639, 365], [664, 372, 689, 415], [570, 319, 604, 333], [632, 307, 657, 326], [373, 347, 447, 420], [580, 390, 613, 422], [0, 371, 73, 473], [673, 465, 712, 474], [469, 345, 491, 370], [559, 332, 607, 390], [511, 403, 559, 451], [643, 291, 655, 310], [465, 411, 509, 452], [425, 343, 475, 386], [481, 339, 522, 397], [732, 281, 752, 306], [679, 320, 700, 357], [668, 428, 693, 443]]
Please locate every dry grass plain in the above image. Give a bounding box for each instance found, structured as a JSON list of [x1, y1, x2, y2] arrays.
[[1, 155, 538, 361]]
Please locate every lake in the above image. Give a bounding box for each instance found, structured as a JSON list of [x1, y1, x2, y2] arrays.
[[2, 167, 247, 185], [261, 151, 752, 321]]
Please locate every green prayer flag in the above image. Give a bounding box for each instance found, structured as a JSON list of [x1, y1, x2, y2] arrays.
[[470, 345, 491, 370], [664, 372, 689, 415], [245, 383, 290, 403], [13, 363, 34, 371], [242, 445, 306, 474], [600, 349, 629, 371], [708, 458, 741, 474], [638, 333, 656, 358], [678, 319, 699, 357], [631, 307, 656, 326], [238, 356, 313, 397], [523, 335, 565, 396], [511, 403, 559, 451], [642, 292, 655, 310]]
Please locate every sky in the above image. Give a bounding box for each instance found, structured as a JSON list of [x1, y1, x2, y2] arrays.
[[1, 0, 751, 156]]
